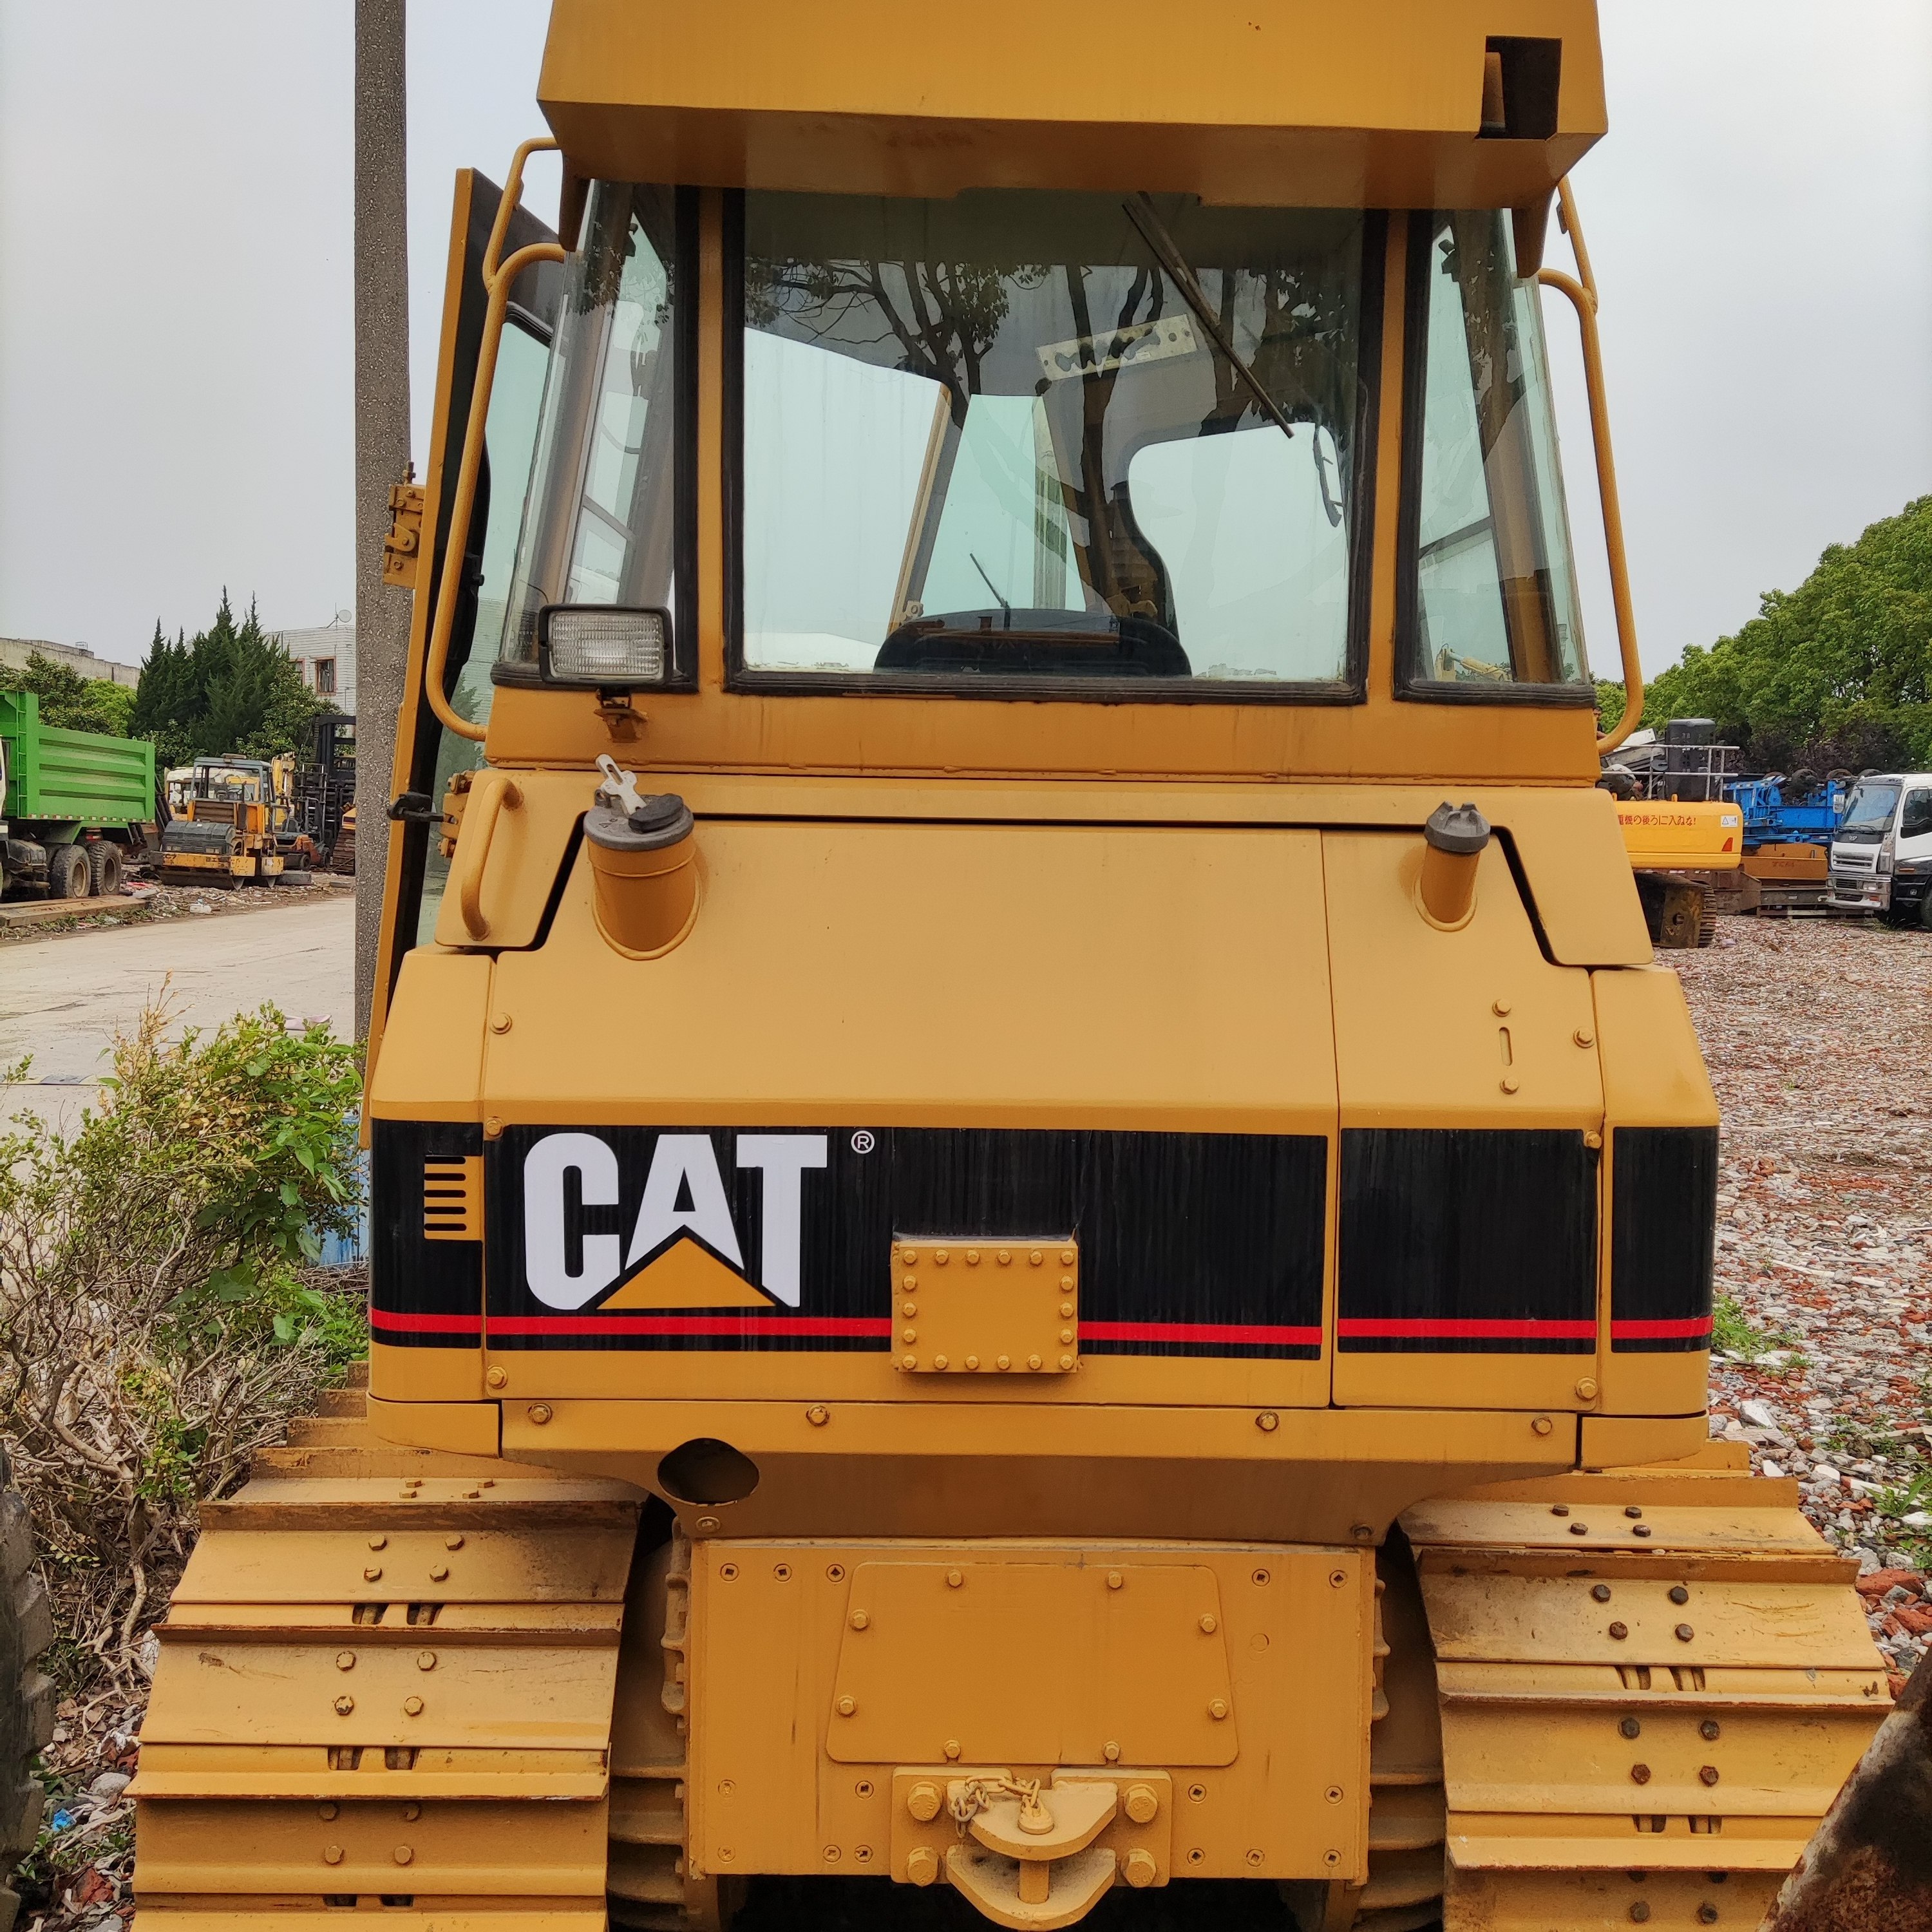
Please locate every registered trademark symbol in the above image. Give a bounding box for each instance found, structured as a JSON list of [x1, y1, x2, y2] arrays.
[[851, 1130, 875, 1154]]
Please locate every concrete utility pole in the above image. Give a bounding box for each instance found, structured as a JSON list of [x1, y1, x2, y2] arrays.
[[352, 0, 410, 1041]]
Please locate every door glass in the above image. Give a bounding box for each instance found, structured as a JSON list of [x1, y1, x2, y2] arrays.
[[1900, 788, 1932, 839]]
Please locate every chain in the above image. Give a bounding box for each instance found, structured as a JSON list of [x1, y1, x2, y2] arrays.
[[947, 1776, 1054, 1837]]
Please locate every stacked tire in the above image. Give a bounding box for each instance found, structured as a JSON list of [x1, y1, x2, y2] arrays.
[[0, 1455, 52, 1932]]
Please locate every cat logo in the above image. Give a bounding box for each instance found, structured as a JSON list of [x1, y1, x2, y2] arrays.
[[522, 1130, 826, 1311]]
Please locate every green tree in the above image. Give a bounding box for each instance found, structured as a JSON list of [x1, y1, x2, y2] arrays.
[[131, 592, 330, 768], [0, 651, 137, 737], [1643, 497, 1932, 772]]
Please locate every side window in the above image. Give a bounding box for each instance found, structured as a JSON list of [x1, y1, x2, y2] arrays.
[[1901, 788, 1932, 839]]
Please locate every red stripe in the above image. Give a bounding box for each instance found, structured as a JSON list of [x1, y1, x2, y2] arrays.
[[370, 1308, 483, 1335], [1612, 1316, 1714, 1340], [1338, 1317, 1597, 1340], [488, 1314, 893, 1338], [1082, 1320, 1323, 1347]]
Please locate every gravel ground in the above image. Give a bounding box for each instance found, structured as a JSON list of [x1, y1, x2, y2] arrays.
[[1674, 914, 1932, 1695], [0, 872, 352, 947]]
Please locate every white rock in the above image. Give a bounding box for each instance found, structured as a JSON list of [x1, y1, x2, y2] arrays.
[[188, 901, 212, 916], [1902, 1511, 1932, 1530], [1741, 1399, 1780, 1430], [86, 1772, 130, 1802], [1811, 1466, 1842, 1486], [137, 1629, 160, 1679], [1761, 1461, 1786, 1478]]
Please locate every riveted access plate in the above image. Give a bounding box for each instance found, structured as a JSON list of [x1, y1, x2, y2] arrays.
[[893, 1236, 1077, 1376], [827, 1560, 1232, 1765]]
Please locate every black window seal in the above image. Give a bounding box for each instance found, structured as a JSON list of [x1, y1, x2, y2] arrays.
[[721, 194, 1383, 710], [1392, 209, 1597, 712]]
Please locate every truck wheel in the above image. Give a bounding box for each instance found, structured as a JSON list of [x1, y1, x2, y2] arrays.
[[0, 1455, 55, 1932], [44, 846, 87, 901], [1920, 893, 1932, 933], [87, 842, 122, 898]]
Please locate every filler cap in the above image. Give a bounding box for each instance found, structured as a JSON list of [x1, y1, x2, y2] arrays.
[[1424, 801, 1492, 855]]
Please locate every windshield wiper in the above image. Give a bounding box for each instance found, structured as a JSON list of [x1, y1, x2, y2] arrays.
[[969, 551, 1014, 622], [1122, 193, 1296, 442]]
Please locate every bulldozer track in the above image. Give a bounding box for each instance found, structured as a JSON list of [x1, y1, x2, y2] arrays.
[[131, 1375, 715, 1929]]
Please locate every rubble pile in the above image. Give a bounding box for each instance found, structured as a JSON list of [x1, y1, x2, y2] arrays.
[[1674, 917, 1932, 1694]]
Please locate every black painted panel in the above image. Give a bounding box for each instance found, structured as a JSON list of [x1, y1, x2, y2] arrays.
[[1610, 1126, 1717, 1352], [369, 1120, 484, 1348]]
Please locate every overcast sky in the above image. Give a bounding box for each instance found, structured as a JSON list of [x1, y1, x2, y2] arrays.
[[0, 0, 1926, 679]]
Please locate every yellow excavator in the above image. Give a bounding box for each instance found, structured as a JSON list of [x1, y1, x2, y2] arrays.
[[132, 5, 1894, 1928]]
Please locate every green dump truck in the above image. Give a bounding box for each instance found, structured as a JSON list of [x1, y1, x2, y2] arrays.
[[0, 690, 156, 900]]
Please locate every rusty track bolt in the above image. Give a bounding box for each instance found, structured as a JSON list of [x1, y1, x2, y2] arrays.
[[1532, 1416, 1553, 1435], [907, 1781, 942, 1821], [850, 1611, 869, 1631], [334, 1696, 355, 1716], [1199, 1614, 1217, 1633], [1630, 1907, 1651, 1925], [1699, 1765, 1720, 1785], [1107, 1571, 1124, 1590], [363, 1566, 383, 1582], [943, 1739, 961, 1761], [319, 1803, 339, 1821], [1620, 1717, 1642, 1739], [403, 1696, 424, 1717], [486, 1367, 507, 1390], [1593, 1585, 1613, 1603], [336, 1651, 356, 1671], [393, 1846, 413, 1866], [1630, 1763, 1651, 1785], [1633, 1524, 1653, 1537], [1670, 1586, 1691, 1605], [1676, 1624, 1696, 1643], [527, 1403, 553, 1425], [367, 1536, 388, 1551], [323, 1845, 344, 1866], [1208, 1698, 1229, 1720], [807, 1405, 829, 1426], [417, 1651, 436, 1671], [1609, 1622, 1629, 1640], [1124, 1785, 1159, 1824], [1569, 1522, 1591, 1536], [1625, 1506, 1644, 1519], [907, 1847, 940, 1886], [1256, 1411, 1279, 1433], [1701, 1719, 1721, 1741], [1551, 1505, 1570, 1517], [1697, 1907, 1719, 1924], [1123, 1848, 1158, 1888]]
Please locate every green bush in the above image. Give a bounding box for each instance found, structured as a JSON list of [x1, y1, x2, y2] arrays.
[[0, 1000, 366, 1688]]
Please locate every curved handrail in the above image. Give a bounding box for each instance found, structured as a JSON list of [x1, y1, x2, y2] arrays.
[[456, 773, 523, 938], [1539, 181, 1643, 755], [422, 138, 566, 744]]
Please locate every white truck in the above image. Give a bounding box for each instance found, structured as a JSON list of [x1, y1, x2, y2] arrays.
[[1826, 772, 1932, 926]]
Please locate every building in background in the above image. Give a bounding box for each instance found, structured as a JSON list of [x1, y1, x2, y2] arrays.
[[276, 610, 357, 711], [0, 637, 140, 687]]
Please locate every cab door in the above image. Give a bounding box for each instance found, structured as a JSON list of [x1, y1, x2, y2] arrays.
[[367, 168, 562, 1075]]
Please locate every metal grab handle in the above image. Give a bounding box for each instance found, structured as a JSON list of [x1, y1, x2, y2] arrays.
[[422, 138, 567, 745], [456, 773, 523, 938], [1538, 180, 1644, 756]]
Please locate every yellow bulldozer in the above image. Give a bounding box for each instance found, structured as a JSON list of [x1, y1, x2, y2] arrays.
[[129, 4, 1897, 1927]]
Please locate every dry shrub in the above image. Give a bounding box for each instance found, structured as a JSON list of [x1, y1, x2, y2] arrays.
[[0, 1000, 366, 1695]]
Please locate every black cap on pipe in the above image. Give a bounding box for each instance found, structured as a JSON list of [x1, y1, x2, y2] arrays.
[[1424, 800, 1491, 855]]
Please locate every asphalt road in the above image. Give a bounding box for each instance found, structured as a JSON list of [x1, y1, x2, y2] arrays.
[[0, 893, 354, 1126]]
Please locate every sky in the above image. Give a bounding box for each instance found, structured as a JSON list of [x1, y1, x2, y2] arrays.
[[0, 0, 1926, 679]]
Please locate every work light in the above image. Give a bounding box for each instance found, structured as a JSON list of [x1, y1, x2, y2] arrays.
[[536, 605, 670, 688]]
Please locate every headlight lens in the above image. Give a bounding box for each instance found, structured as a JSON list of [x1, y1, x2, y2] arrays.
[[538, 605, 668, 687]]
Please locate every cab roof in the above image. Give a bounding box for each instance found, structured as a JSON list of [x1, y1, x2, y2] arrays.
[[539, 0, 1604, 209]]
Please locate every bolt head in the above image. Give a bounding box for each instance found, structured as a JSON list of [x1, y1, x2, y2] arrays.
[[836, 1696, 856, 1716], [324, 1844, 345, 1865], [1631, 1763, 1651, 1784], [336, 1651, 355, 1671], [965, 1354, 980, 1370], [1609, 1621, 1629, 1640], [1027, 1353, 1042, 1370], [943, 1739, 961, 1760], [1576, 1378, 1599, 1400], [934, 1249, 948, 1265], [429, 1564, 450, 1582], [1532, 1416, 1554, 1435], [363, 1566, 383, 1582], [1620, 1717, 1641, 1739], [1058, 1353, 1074, 1369], [367, 1535, 388, 1551], [933, 1354, 949, 1370], [486, 1367, 507, 1389], [417, 1651, 437, 1671], [404, 1696, 424, 1716], [947, 1569, 963, 1588], [1208, 1698, 1229, 1719], [996, 1354, 1010, 1369], [850, 1611, 869, 1631], [907, 1781, 941, 1822], [1103, 1740, 1121, 1761], [1124, 1784, 1159, 1824], [807, 1403, 829, 1426], [1256, 1410, 1279, 1432], [1676, 1624, 1696, 1643], [967, 1249, 980, 1265], [1059, 1301, 1074, 1318], [1699, 1765, 1719, 1785], [907, 1846, 940, 1886], [1123, 1848, 1159, 1888], [527, 1403, 553, 1425], [333, 1695, 354, 1715], [1593, 1584, 1613, 1602], [1107, 1571, 1124, 1590], [393, 1846, 414, 1866]]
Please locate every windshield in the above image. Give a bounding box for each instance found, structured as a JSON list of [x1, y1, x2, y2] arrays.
[[1838, 782, 1900, 841], [738, 191, 1370, 690]]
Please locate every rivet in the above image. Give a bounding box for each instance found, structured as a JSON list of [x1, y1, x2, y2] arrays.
[[394, 1845, 414, 1866], [1208, 1698, 1229, 1720], [1256, 1411, 1279, 1432], [902, 1301, 917, 1316], [902, 1329, 917, 1344], [1058, 1353, 1074, 1369], [483, 1115, 503, 1139], [851, 1611, 869, 1631], [336, 1651, 355, 1671], [1609, 1622, 1629, 1640], [1670, 1586, 1690, 1605], [1699, 1765, 1719, 1785], [1532, 1416, 1553, 1435], [1501, 1077, 1520, 1094], [1575, 1029, 1595, 1047], [1593, 1585, 1613, 1602], [1104, 1740, 1121, 1762], [967, 1249, 980, 1265], [902, 1277, 916, 1293], [1059, 1301, 1074, 1318], [363, 1566, 383, 1582], [417, 1651, 437, 1672], [901, 1245, 918, 1265], [527, 1403, 553, 1425], [836, 1696, 857, 1717], [996, 1354, 1010, 1370], [902, 1354, 918, 1370], [1620, 1717, 1641, 1739], [1028, 1354, 1042, 1370], [965, 1355, 980, 1370], [490, 1012, 511, 1034], [1030, 1250, 1043, 1265], [1630, 1763, 1651, 1785], [1676, 1624, 1696, 1643], [404, 1696, 424, 1716], [934, 1249, 949, 1265], [907, 1846, 940, 1886], [943, 1739, 961, 1761], [1199, 1614, 1217, 1633], [933, 1354, 948, 1370], [319, 1803, 339, 1820], [367, 1536, 388, 1551], [1701, 1719, 1721, 1741], [998, 1249, 1011, 1265], [1493, 998, 1512, 1016], [1107, 1571, 1124, 1590], [1569, 1522, 1590, 1536], [445, 1534, 464, 1550], [1585, 1129, 1604, 1149], [1061, 1249, 1075, 1265], [1059, 1329, 1074, 1345], [429, 1564, 450, 1582], [334, 1695, 354, 1715], [1351, 1522, 1374, 1542], [323, 1844, 345, 1865], [1577, 1378, 1599, 1400], [486, 1367, 507, 1389], [947, 1569, 963, 1588], [1060, 1274, 1074, 1292]]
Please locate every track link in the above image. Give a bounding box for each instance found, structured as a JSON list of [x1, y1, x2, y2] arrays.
[[132, 1376, 644, 1929], [1401, 1455, 1891, 1931]]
